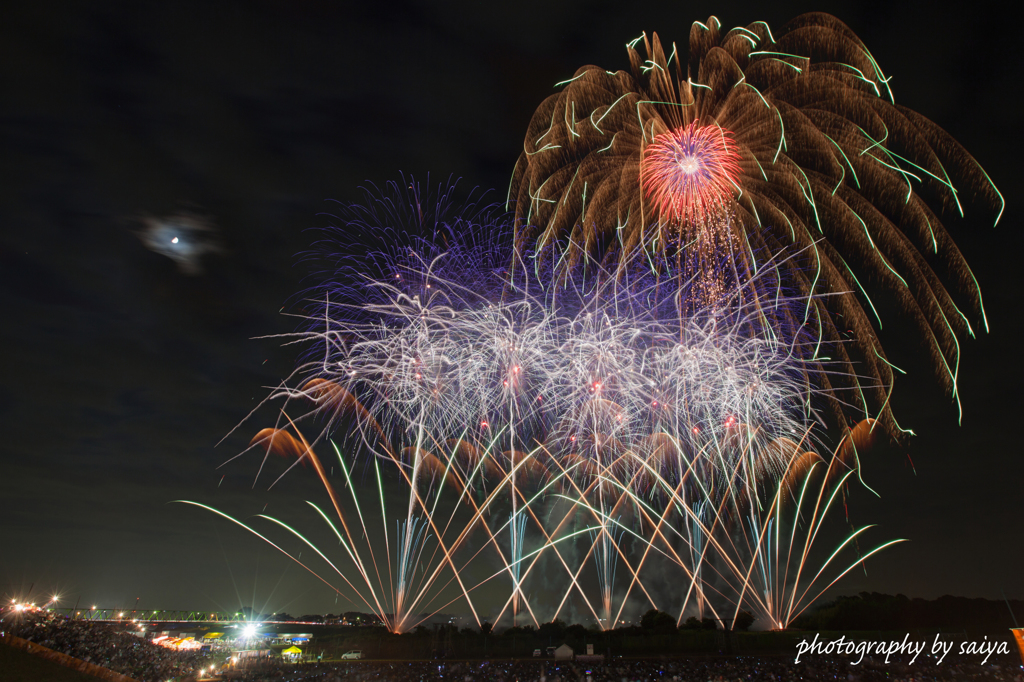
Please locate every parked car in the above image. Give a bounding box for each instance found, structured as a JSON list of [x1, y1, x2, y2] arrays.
[[341, 650, 363, 660]]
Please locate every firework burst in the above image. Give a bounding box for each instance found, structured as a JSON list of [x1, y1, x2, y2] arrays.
[[640, 119, 741, 228], [508, 13, 1002, 433], [276, 178, 836, 488], [193, 177, 901, 632]]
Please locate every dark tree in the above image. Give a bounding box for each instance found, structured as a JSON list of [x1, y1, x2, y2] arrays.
[[504, 625, 536, 636], [641, 609, 677, 634], [733, 611, 755, 632], [565, 624, 588, 639], [682, 616, 702, 630], [537, 619, 567, 640]]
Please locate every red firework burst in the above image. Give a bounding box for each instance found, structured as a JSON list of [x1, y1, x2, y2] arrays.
[[640, 120, 741, 226]]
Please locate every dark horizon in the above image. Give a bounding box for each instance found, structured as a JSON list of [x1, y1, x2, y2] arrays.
[[2, 0, 1021, 620]]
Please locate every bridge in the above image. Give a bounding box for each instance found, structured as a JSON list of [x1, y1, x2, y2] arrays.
[[50, 608, 264, 623]]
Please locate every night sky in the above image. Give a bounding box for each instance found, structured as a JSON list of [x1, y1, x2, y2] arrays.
[[2, 0, 1021, 621]]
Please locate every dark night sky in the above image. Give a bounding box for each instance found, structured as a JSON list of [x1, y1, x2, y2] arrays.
[[1, 0, 1021, 621]]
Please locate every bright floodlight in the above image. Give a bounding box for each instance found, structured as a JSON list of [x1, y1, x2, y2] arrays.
[[242, 624, 258, 638]]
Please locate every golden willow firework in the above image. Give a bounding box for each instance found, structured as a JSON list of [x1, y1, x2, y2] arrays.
[[508, 13, 1002, 434]]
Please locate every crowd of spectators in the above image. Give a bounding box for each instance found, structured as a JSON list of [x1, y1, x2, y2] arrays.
[[221, 654, 1024, 682], [2, 609, 1022, 682], [1, 607, 212, 681]]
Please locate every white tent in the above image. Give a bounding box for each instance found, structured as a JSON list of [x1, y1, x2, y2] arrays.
[[554, 643, 574, 660]]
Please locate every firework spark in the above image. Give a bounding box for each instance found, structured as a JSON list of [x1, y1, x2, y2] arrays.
[[641, 119, 742, 228], [508, 13, 1002, 433], [193, 177, 902, 632], [277, 186, 835, 489]]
